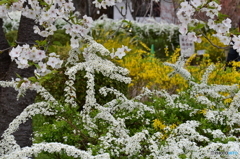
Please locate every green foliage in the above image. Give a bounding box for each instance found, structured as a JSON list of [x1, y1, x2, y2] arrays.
[[33, 97, 152, 159], [128, 23, 180, 59], [0, 0, 18, 6], [37, 66, 128, 108], [5, 30, 17, 46], [49, 30, 71, 46], [150, 84, 239, 148]]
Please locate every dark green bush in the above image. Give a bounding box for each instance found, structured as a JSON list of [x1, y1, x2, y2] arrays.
[[49, 30, 71, 46], [5, 30, 18, 46], [130, 25, 180, 60], [39, 66, 128, 108]]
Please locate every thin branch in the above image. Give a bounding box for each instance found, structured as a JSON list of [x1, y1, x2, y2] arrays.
[[124, 0, 128, 18], [115, 4, 127, 19], [108, 20, 125, 39], [7, 12, 13, 20], [187, 0, 230, 50], [15, 40, 37, 45], [200, 30, 230, 50], [0, 47, 12, 53], [143, 4, 151, 18]]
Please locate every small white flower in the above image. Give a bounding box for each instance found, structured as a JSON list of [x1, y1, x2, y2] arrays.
[[70, 37, 79, 48], [0, 5, 8, 18], [187, 32, 197, 42], [37, 62, 47, 73], [35, 50, 46, 61], [9, 45, 22, 60], [207, 19, 215, 29], [222, 18, 231, 28], [47, 57, 60, 68], [179, 25, 188, 35]]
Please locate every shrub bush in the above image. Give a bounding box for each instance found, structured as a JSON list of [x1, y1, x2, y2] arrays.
[[91, 16, 180, 60], [2, 11, 21, 33], [2, 1, 240, 159], [32, 37, 240, 158], [111, 43, 240, 98]]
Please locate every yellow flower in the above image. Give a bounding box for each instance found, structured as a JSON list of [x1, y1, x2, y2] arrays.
[[203, 53, 210, 58], [224, 98, 232, 104], [198, 109, 208, 115], [231, 61, 240, 68], [153, 119, 166, 130], [153, 119, 178, 140], [169, 124, 177, 129]]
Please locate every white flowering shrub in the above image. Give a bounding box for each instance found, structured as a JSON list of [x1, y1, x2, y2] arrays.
[[91, 15, 179, 39], [2, 11, 21, 33], [0, 0, 240, 159], [91, 15, 179, 58]]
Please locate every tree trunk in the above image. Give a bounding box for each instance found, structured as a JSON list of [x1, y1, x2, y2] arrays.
[[0, 15, 43, 148], [0, 18, 11, 138], [0, 19, 11, 80]]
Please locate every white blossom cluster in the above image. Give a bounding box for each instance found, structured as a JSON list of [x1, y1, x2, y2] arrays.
[[1, 143, 110, 159], [164, 53, 192, 81], [64, 39, 131, 109], [196, 95, 216, 107], [0, 102, 56, 155], [10, 44, 63, 76], [154, 59, 239, 159], [177, 0, 232, 45], [92, 0, 123, 9], [60, 41, 157, 157], [90, 63, 239, 158], [0, 79, 63, 156], [1, 0, 93, 75], [63, 48, 155, 156], [201, 64, 215, 84], [150, 121, 240, 159], [2, 11, 21, 32]]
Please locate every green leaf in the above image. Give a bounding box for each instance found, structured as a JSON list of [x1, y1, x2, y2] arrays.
[[189, 23, 205, 32], [38, 0, 49, 7], [28, 76, 38, 83], [34, 63, 41, 69], [53, 41, 62, 46], [35, 39, 48, 47], [0, 0, 18, 6], [15, 73, 23, 79], [0, 0, 10, 5], [218, 13, 228, 20], [17, 80, 24, 88], [196, 23, 205, 30]]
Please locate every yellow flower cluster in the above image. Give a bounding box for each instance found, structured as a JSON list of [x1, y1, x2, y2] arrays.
[[231, 61, 240, 70], [121, 46, 240, 101], [118, 47, 189, 97], [94, 29, 240, 100], [198, 108, 208, 115], [152, 119, 177, 139], [189, 57, 240, 86], [93, 30, 187, 96]]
